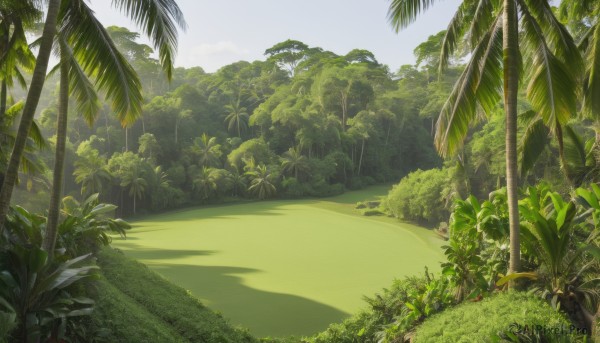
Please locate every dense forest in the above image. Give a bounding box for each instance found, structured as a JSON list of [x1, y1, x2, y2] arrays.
[[14, 30, 447, 216], [1, 0, 600, 342]]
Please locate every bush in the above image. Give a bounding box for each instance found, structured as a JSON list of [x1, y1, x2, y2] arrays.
[[413, 292, 580, 342], [383, 168, 453, 225]]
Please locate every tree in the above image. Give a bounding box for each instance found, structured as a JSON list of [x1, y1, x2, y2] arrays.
[[388, 0, 581, 276], [280, 147, 310, 179], [192, 166, 217, 201], [224, 101, 249, 138], [120, 160, 147, 215], [43, 0, 186, 253], [190, 133, 222, 168], [73, 141, 112, 197], [0, 0, 61, 233], [264, 39, 309, 76], [246, 164, 277, 200], [0, 1, 39, 120]]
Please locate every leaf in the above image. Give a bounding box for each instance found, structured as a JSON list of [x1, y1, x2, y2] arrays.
[[496, 272, 538, 287]]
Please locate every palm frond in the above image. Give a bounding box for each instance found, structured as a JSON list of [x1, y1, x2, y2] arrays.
[[468, 0, 501, 51], [59, 38, 101, 126], [519, 117, 550, 177], [60, 0, 142, 126], [582, 23, 600, 120], [111, 0, 186, 80], [522, 0, 583, 74], [435, 15, 503, 157], [520, 2, 577, 130], [388, 0, 439, 32], [438, 1, 472, 73]]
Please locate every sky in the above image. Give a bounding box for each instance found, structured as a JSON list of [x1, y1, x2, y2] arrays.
[[91, 0, 462, 73]]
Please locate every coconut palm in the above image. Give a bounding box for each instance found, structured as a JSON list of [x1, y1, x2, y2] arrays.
[[0, 1, 39, 119], [192, 166, 218, 201], [120, 161, 147, 215], [388, 0, 582, 275], [0, 0, 186, 233], [246, 164, 277, 200], [281, 147, 310, 179], [224, 100, 249, 138], [43, 0, 186, 253], [0, 0, 61, 232], [73, 150, 112, 197], [191, 133, 222, 168]]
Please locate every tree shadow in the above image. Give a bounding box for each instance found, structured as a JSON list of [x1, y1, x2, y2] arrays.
[[145, 262, 350, 338], [111, 246, 218, 260]]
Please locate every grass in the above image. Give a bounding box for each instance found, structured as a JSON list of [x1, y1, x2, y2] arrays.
[[91, 248, 256, 343], [111, 185, 444, 337], [413, 291, 580, 343]]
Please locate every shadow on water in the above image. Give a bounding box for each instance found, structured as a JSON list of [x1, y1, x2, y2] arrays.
[[145, 262, 349, 337], [113, 246, 218, 260]]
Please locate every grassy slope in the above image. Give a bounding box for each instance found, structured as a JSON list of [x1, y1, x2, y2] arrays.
[[111, 186, 444, 337], [91, 248, 256, 343]]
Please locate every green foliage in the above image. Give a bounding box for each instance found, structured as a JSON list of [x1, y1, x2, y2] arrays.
[[384, 168, 454, 225], [413, 292, 578, 343], [57, 194, 131, 257], [96, 248, 257, 342]]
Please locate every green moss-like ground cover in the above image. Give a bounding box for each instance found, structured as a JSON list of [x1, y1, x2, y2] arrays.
[[111, 186, 444, 337], [91, 249, 256, 343]]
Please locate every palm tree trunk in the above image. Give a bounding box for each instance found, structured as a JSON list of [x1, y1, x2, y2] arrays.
[[0, 80, 6, 120], [43, 45, 69, 254], [358, 138, 365, 176], [133, 195, 136, 215], [0, 0, 61, 231], [503, 0, 521, 278]]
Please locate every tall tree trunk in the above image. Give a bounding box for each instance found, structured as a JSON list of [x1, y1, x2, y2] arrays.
[[43, 44, 69, 254], [503, 0, 521, 278], [358, 138, 365, 176], [125, 127, 129, 151], [133, 194, 136, 216], [0, 81, 6, 120], [0, 0, 61, 231]]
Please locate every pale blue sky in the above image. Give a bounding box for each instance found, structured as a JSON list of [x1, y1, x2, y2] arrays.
[[92, 0, 461, 73]]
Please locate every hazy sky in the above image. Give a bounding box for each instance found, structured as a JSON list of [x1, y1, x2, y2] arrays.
[[92, 0, 461, 73]]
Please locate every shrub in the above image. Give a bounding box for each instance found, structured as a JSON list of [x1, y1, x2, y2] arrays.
[[412, 292, 580, 342], [383, 168, 453, 225]]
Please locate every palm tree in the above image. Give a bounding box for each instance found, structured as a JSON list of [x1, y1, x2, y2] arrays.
[[73, 151, 112, 197], [120, 161, 147, 215], [246, 164, 277, 200], [0, 0, 61, 232], [191, 133, 222, 168], [224, 101, 249, 138], [0, 1, 39, 120], [192, 166, 217, 201], [0, 0, 186, 232], [43, 0, 186, 253], [388, 0, 581, 276], [281, 147, 310, 179]]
